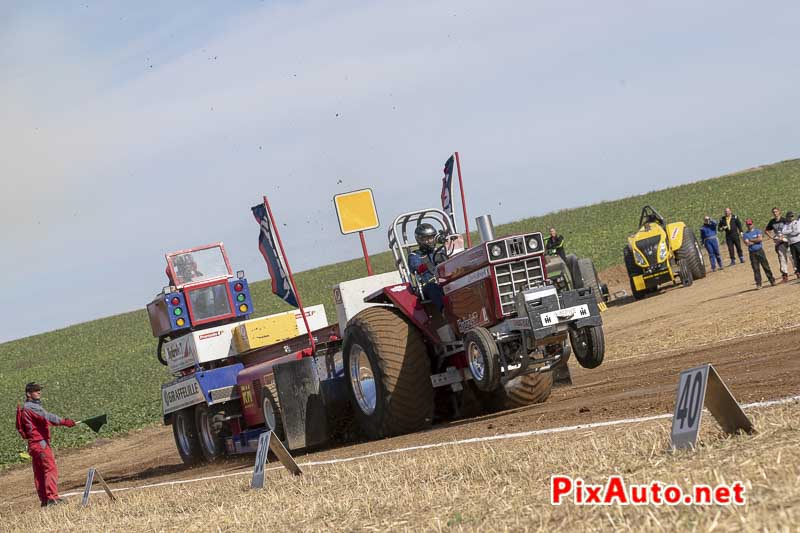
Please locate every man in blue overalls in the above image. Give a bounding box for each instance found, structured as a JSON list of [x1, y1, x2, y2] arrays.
[[700, 216, 723, 272], [408, 224, 446, 312], [743, 218, 775, 288]]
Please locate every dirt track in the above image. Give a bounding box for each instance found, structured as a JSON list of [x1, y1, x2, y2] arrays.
[[2, 256, 799, 512]]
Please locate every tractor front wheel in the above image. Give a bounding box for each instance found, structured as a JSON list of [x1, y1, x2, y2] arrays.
[[172, 407, 203, 465], [343, 307, 434, 440], [464, 327, 501, 392], [623, 246, 647, 300], [569, 325, 605, 369]]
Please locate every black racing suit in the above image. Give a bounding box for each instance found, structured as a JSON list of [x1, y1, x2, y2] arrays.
[[408, 249, 446, 311], [545, 235, 567, 262], [718, 215, 744, 263]]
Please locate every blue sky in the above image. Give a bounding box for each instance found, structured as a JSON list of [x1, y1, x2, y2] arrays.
[[2, 0, 799, 342]]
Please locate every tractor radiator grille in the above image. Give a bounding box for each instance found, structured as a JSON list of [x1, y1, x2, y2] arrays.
[[494, 256, 545, 316], [506, 237, 526, 257], [636, 236, 661, 266]]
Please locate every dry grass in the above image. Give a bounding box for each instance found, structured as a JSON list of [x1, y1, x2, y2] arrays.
[[601, 255, 800, 362], [4, 401, 798, 532]]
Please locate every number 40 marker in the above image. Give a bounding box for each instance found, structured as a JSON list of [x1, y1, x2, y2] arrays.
[[670, 364, 754, 450]]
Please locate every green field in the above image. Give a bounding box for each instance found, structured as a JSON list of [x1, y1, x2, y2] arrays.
[[2, 159, 799, 466]]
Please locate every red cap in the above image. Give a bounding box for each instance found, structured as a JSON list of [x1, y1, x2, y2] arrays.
[[745, 218, 754, 225]]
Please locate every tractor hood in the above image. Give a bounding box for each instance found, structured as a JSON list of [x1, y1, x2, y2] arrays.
[[628, 225, 668, 269]]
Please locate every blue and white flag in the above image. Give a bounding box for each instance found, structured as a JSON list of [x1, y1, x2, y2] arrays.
[[251, 203, 298, 308], [440, 154, 455, 217]]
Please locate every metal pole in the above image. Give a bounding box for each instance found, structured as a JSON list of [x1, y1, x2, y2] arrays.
[[359, 231, 374, 275], [263, 196, 316, 353], [455, 151, 471, 248]]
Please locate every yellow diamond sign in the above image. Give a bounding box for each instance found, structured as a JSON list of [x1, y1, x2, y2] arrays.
[[333, 189, 380, 235]]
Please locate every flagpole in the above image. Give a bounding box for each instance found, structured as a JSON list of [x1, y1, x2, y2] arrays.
[[454, 152, 471, 248], [358, 231, 374, 275], [263, 196, 316, 353]]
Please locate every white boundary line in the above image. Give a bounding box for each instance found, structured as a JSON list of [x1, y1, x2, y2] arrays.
[[60, 394, 800, 499]]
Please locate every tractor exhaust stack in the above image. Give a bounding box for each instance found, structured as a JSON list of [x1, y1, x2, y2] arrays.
[[476, 214, 495, 242]]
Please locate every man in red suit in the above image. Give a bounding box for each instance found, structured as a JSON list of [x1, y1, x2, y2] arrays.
[[16, 382, 76, 507]]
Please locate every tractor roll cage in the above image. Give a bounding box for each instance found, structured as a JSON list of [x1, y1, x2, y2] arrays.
[[639, 205, 666, 229], [388, 208, 454, 292]]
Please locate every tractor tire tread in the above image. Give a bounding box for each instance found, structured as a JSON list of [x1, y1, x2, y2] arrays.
[[347, 307, 434, 437], [675, 227, 706, 280], [504, 372, 554, 407]]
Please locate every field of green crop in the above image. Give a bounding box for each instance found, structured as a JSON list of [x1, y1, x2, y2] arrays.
[[2, 159, 798, 466]]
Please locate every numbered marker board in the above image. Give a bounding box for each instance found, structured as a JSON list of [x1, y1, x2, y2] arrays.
[[81, 467, 116, 506], [251, 431, 272, 489], [251, 430, 303, 489], [671, 366, 710, 449], [81, 468, 96, 506], [333, 189, 380, 235], [671, 364, 754, 450]]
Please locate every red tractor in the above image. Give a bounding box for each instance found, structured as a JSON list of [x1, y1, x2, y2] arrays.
[[341, 209, 605, 439]]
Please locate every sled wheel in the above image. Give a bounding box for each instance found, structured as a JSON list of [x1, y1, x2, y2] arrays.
[[172, 407, 203, 465], [195, 404, 225, 463]]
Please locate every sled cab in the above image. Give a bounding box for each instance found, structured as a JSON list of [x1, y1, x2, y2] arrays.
[[147, 243, 253, 337]]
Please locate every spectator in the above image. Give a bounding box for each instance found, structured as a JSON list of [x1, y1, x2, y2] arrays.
[[718, 207, 745, 266], [742, 219, 775, 289], [545, 227, 567, 262], [699, 216, 723, 272], [782, 211, 800, 279], [765, 207, 790, 283]]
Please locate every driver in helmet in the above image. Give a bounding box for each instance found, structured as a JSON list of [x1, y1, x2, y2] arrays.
[[408, 223, 447, 312], [173, 254, 203, 284]]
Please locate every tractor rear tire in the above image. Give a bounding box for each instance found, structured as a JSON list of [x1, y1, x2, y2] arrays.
[[679, 259, 693, 287], [676, 227, 706, 280], [195, 404, 225, 463], [172, 407, 203, 465], [343, 307, 434, 440], [504, 372, 554, 408], [623, 246, 647, 300], [569, 325, 605, 369], [544, 256, 571, 291], [575, 258, 606, 302], [564, 254, 580, 289]]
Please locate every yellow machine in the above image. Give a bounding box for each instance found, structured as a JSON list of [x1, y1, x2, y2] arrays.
[[623, 206, 706, 299]]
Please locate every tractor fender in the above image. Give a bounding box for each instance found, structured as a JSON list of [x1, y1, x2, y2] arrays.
[[666, 222, 687, 250]]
